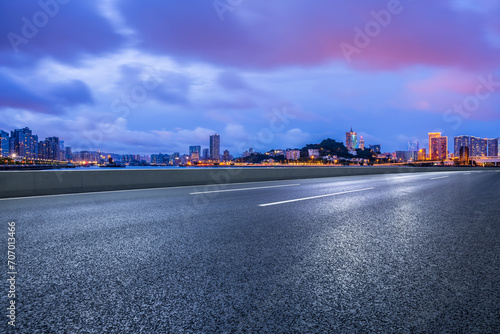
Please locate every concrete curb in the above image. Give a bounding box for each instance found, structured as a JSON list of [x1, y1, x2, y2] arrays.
[[0, 166, 495, 198]]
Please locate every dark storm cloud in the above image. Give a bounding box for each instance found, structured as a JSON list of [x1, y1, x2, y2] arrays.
[[49, 79, 94, 106], [0, 71, 48, 112], [0, 73, 93, 114], [0, 0, 124, 66]]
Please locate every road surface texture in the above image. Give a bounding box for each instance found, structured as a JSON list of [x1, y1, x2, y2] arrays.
[[1, 170, 500, 333]]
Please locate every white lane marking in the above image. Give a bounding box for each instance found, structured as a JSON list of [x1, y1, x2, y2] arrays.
[[430, 176, 449, 180], [0, 180, 300, 201], [190, 184, 300, 195], [258, 187, 375, 207]]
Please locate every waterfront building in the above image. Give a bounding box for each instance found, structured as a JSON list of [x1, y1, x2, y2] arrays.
[[454, 136, 470, 157], [459, 146, 470, 165], [417, 148, 427, 161], [345, 127, 358, 150], [359, 136, 365, 150], [10, 127, 38, 158], [470, 136, 487, 157], [286, 149, 300, 160], [428, 132, 442, 159], [43, 137, 61, 161], [151, 154, 166, 165], [308, 149, 320, 158], [429, 133, 448, 160], [0, 130, 9, 157], [487, 138, 498, 157], [65, 147, 72, 161], [210, 134, 220, 161], [189, 145, 201, 162], [396, 151, 417, 162], [202, 148, 209, 161]]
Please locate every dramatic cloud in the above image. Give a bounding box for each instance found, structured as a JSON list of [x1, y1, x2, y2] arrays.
[[117, 0, 500, 70], [0, 0, 125, 65]]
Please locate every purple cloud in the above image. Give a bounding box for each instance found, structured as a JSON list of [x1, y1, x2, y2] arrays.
[[117, 0, 500, 71], [0, 0, 124, 65]]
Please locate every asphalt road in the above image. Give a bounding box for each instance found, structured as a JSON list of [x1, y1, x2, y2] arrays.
[[1, 170, 500, 333]]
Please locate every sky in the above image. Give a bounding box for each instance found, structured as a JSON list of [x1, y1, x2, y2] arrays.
[[1, 0, 500, 155]]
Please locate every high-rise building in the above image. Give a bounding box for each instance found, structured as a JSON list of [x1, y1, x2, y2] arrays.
[[487, 138, 498, 157], [65, 147, 73, 161], [417, 148, 427, 161], [44, 137, 61, 161], [0, 130, 9, 158], [428, 132, 442, 159], [59, 141, 65, 161], [454, 136, 470, 158], [408, 141, 419, 152], [470, 136, 487, 157], [429, 133, 448, 160], [396, 151, 417, 162], [189, 145, 201, 162], [151, 154, 166, 165], [202, 148, 209, 161], [38, 141, 46, 159], [189, 146, 201, 156], [498, 138, 500, 156], [359, 136, 365, 150], [10, 127, 38, 158], [459, 146, 470, 165], [209, 134, 220, 161], [222, 150, 231, 162], [345, 127, 358, 150]]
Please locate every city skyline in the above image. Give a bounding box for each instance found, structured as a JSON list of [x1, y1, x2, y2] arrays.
[[1, 1, 500, 155], [2, 125, 498, 162]]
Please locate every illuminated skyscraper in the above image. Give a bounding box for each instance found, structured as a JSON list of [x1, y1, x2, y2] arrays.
[[65, 147, 73, 161], [210, 134, 220, 161], [345, 127, 358, 150], [454, 136, 470, 157], [429, 133, 448, 160], [459, 146, 470, 165], [0, 130, 9, 158], [417, 148, 427, 161], [10, 127, 38, 158], [189, 145, 201, 162], [487, 139, 498, 157], [202, 148, 209, 161], [470, 136, 487, 157], [359, 136, 365, 150], [428, 132, 442, 159], [43, 137, 61, 161]]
